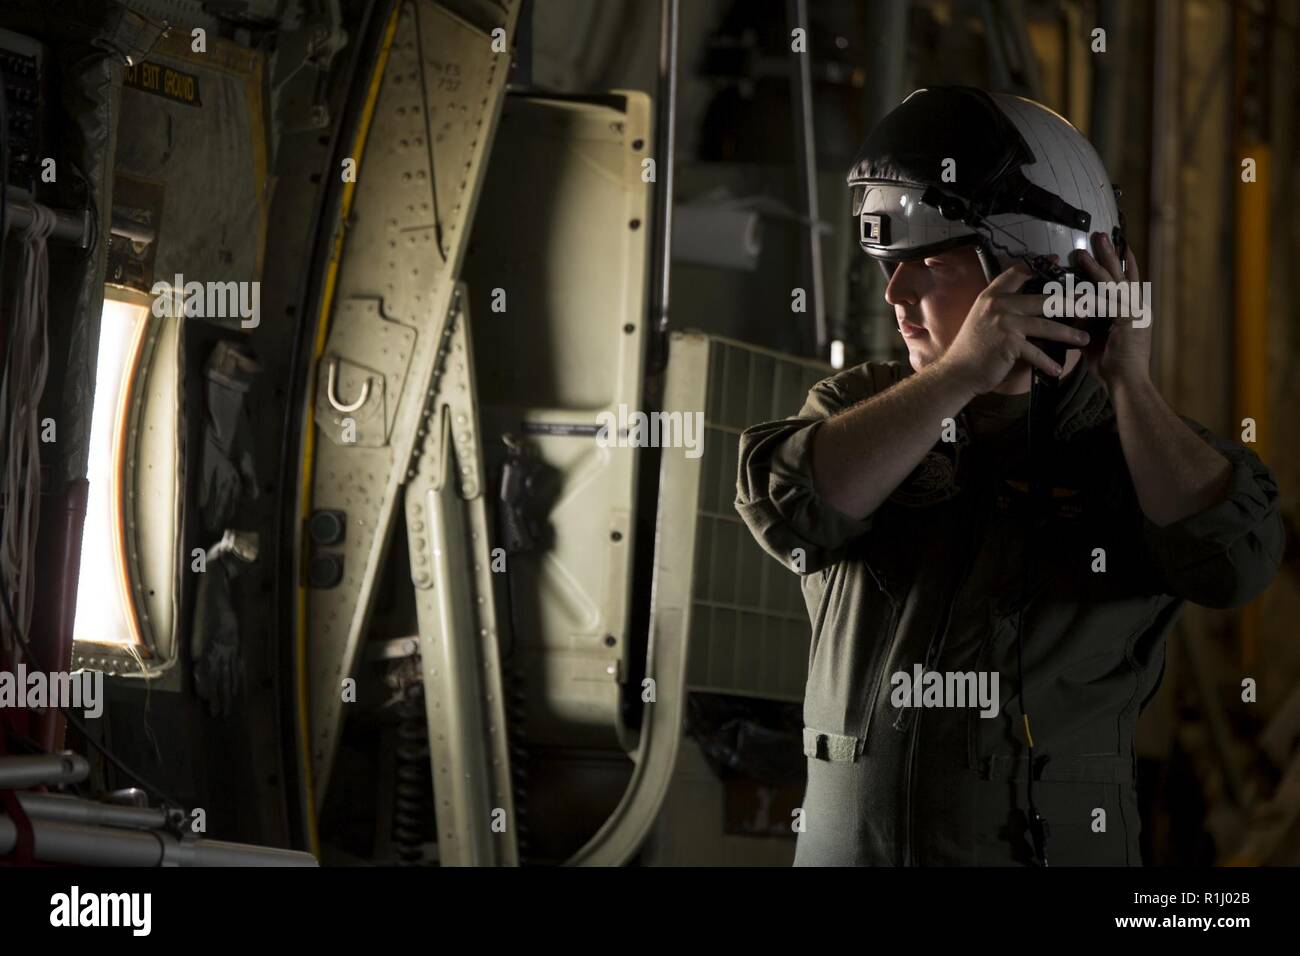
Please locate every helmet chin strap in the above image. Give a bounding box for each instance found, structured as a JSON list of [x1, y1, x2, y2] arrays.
[[974, 241, 1001, 284]]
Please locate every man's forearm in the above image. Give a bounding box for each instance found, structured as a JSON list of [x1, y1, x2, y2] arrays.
[[1110, 375, 1233, 527], [812, 359, 977, 520]]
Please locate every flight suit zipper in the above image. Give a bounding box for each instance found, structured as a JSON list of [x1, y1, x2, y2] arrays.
[[900, 421, 984, 866], [859, 596, 903, 745], [900, 537, 977, 865]]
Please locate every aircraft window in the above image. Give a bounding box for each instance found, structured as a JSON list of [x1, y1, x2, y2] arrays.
[[72, 291, 151, 648]]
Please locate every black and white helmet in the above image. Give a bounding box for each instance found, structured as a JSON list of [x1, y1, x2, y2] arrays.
[[848, 86, 1123, 282]]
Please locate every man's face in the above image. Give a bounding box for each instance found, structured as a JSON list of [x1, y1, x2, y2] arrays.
[[881, 244, 988, 373]]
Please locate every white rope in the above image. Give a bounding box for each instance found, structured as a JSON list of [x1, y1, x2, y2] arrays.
[[0, 201, 55, 654]]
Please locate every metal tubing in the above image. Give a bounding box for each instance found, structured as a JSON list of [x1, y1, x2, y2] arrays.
[[161, 835, 319, 866], [0, 815, 163, 865], [651, 0, 678, 339], [861, 0, 910, 361], [16, 792, 169, 830], [787, 0, 826, 354], [0, 815, 319, 866], [110, 211, 157, 246], [2, 193, 91, 247], [0, 753, 90, 789]]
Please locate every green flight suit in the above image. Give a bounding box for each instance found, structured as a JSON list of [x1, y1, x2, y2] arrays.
[[734, 356, 1284, 865]]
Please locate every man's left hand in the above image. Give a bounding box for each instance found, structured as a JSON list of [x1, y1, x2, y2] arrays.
[[1070, 231, 1151, 391]]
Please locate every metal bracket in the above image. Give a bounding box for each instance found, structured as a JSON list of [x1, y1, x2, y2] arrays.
[[325, 357, 371, 413], [269, 0, 349, 133], [313, 298, 416, 447]]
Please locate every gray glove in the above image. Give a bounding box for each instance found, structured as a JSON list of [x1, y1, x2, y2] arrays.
[[192, 557, 244, 718], [199, 342, 261, 534]]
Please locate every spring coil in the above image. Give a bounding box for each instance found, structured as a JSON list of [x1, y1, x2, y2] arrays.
[[392, 682, 436, 864], [502, 661, 531, 862]]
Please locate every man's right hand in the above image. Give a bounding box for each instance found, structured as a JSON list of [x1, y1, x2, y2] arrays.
[[937, 260, 1091, 395]]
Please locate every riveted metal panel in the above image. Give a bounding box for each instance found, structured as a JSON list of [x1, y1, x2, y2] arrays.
[[403, 287, 517, 865], [461, 90, 653, 750], [302, 0, 520, 803]]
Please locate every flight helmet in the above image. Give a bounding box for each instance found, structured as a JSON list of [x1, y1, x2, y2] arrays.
[[848, 86, 1124, 283]]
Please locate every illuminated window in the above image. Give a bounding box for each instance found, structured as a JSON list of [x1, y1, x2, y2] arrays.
[[73, 291, 151, 648]]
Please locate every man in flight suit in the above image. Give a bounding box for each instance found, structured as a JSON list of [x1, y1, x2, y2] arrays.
[[734, 87, 1285, 865]]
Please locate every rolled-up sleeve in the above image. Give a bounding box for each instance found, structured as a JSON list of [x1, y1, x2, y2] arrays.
[[1141, 417, 1285, 609], [734, 375, 877, 576]]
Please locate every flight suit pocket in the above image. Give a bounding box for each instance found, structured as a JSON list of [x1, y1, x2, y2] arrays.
[[971, 753, 1138, 865], [965, 602, 1156, 773], [972, 777, 1135, 865], [802, 593, 902, 761], [801, 533, 906, 760]]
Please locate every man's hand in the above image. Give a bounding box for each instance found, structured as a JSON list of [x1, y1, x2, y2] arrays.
[[937, 259, 1091, 396], [1072, 231, 1234, 528], [1072, 231, 1151, 390]]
